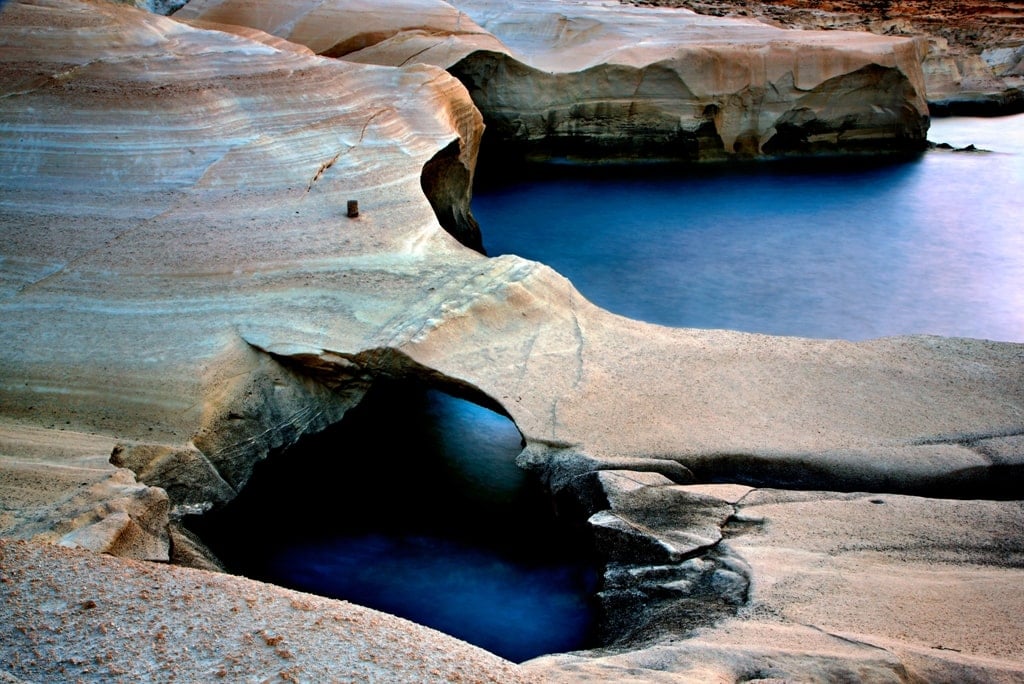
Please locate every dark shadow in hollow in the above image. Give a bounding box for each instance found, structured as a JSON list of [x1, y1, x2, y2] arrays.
[[185, 379, 599, 663]]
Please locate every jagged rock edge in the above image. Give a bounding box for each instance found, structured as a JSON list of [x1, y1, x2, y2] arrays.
[[108, 340, 754, 647]]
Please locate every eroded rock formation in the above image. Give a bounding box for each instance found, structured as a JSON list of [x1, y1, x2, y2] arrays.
[[176, 0, 931, 160], [0, 0, 484, 554], [527, 483, 1024, 682], [1, 0, 1022, 681], [635, 0, 1024, 115]]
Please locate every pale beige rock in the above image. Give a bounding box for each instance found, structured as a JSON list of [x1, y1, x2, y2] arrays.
[[526, 486, 1024, 682], [678, 483, 755, 504], [0, 0, 1022, 681], [0, 420, 170, 560], [175, 0, 507, 65], [0, 458, 170, 561], [0, 538, 537, 683], [0, 0, 484, 523], [109, 442, 236, 509], [177, 0, 931, 160], [924, 36, 1022, 114], [586, 471, 734, 562], [1, 0, 1021, 558], [638, 0, 1024, 115]]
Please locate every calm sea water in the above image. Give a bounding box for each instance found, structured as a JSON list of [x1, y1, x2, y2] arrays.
[[188, 383, 598, 663], [473, 115, 1024, 342]]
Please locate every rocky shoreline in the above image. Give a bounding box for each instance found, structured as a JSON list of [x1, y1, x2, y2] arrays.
[[175, 0, 932, 162], [1, 0, 1023, 681]]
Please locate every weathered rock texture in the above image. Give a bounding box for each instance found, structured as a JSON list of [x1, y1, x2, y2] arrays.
[[176, 0, 931, 161], [635, 0, 1024, 115], [0, 538, 536, 683], [526, 483, 1024, 682], [0, 0, 1022, 681]]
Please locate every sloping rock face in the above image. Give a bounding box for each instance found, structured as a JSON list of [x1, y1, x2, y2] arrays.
[[174, 0, 508, 65], [1, 0, 1022, 681], [176, 0, 930, 161], [0, 0, 485, 551]]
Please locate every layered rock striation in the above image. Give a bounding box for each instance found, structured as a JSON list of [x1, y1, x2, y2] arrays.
[[176, 0, 931, 161], [0, 0, 485, 556], [1, 0, 1022, 681]]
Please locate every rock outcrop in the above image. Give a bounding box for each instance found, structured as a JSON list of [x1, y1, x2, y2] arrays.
[[176, 0, 931, 161], [637, 0, 1024, 116], [526, 483, 1024, 682], [0, 0, 483, 551], [0, 0, 1022, 681]]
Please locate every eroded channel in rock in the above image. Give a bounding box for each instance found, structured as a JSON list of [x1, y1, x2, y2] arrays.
[[184, 379, 600, 662]]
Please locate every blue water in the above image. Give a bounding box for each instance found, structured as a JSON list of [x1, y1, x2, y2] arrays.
[[188, 383, 597, 663], [270, 534, 595, 661], [473, 115, 1024, 342]]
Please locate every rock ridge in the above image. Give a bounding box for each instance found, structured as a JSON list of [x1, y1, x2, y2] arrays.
[[176, 0, 931, 161]]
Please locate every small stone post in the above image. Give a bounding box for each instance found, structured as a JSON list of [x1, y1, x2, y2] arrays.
[[347, 200, 359, 218]]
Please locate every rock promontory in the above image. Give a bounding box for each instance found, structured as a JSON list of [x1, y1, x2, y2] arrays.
[[638, 0, 1024, 116], [176, 0, 931, 161]]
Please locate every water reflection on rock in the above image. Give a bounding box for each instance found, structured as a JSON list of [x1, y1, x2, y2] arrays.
[[187, 381, 598, 663]]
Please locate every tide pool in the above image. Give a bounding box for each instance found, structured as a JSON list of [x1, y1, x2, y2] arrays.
[[187, 383, 598, 663]]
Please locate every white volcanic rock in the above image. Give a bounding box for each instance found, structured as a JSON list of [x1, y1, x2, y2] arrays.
[[174, 0, 508, 66], [0, 436, 170, 561], [633, 0, 1024, 115], [1, 0, 1021, 560], [526, 485, 1024, 682], [924, 35, 1024, 114], [176, 0, 930, 161], [0, 0, 1022, 681], [584, 471, 734, 563], [0, 0, 485, 546]]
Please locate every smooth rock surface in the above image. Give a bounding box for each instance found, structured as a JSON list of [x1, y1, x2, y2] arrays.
[[0, 0, 483, 553], [1, 0, 1022, 681], [175, 0, 507, 65], [177, 0, 931, 160], [640, 0, 1024, 115]]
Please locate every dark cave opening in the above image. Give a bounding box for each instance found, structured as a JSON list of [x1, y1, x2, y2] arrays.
[[185, 379, 599, 663]]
